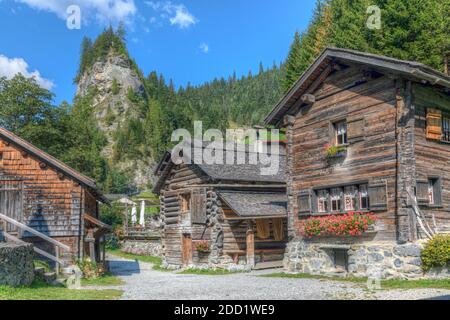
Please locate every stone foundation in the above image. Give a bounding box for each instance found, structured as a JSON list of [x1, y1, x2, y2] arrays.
[[0, 243, 35, 287], [284, 239, 435, 279], [120, 239, 163, 257]]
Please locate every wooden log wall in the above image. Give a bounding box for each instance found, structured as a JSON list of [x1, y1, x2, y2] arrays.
[[290, 65, 398, 241], [222, 203, 287, 263], [160, 163, 211, 266], [413, 84, 450, 234]]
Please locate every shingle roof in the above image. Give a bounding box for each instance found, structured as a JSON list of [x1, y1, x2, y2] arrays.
[[218, 191, 287, 218], [265, 47, 450, 126], [153, 142, 287, 194], [0, 127, 108, 203], [198, 152, 286, 183]]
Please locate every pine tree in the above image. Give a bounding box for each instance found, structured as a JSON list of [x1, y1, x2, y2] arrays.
[[284, 31, 303, 91]]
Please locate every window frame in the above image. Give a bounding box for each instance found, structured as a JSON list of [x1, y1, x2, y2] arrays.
[[180, 193, 191, 213], [442, 113, 450, 143], [330, 188, 343, 212], [334, 120, 348, 146], [359, 185, 369, 210], [313, 183, 371, 215], [427, 177, 442, 207], [344, 186, 357, 211], [317, 189, 329, 213]]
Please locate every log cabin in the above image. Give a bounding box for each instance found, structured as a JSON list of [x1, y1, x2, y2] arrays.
[[153, 145, 287, 270], [264, 48, 450, 279], [0, 127, 110, 269]]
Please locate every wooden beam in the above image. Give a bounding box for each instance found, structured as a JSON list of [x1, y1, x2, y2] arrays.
[[246, 221, 255, 268], [300, 94, 316, 105], [283, 115, 295, 127]]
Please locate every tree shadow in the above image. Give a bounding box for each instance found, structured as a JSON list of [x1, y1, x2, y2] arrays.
[[108, 259, 141, 276]]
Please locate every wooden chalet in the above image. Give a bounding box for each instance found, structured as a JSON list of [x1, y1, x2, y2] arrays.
[[153, 146, 287, 270], [264, 48, 450, 277], [0, 127, 110, 270]]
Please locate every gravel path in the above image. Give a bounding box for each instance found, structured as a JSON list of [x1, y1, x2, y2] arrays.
[[105, 255, 450, 300]]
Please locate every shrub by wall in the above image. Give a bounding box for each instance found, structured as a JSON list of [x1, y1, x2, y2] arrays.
[[421, 234, 450, 272]]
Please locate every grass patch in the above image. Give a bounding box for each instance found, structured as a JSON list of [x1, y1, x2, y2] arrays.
[[107, 249, 167, 271], [261, 272, 367, 283], [0, 281, 122, 300], [178, 268, 239, 275], [380, 278, 450, 290], [81, 272, 125, 287], [262, 273, 450, 290]]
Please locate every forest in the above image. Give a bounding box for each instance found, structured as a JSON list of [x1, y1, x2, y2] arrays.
[[0, 0, 448, 194]]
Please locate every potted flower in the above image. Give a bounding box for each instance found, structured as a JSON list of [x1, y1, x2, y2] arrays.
[[299, 212, 377, 238], [325, 144, 347, 163], [194, 240, 210, 253]]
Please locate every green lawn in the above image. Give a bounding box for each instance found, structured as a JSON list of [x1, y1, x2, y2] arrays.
[[262, 273, 450, 290], [0, 281, 123, 300], [178, 268, 240, 275], [107, 249, 167, 270], [81, 272, 125, 287]]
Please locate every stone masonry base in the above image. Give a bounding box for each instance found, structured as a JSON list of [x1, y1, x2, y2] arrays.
[[284, 239, 437, 280]]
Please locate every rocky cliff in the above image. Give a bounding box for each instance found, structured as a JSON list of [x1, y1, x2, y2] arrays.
[[76, 52, 155, 188]]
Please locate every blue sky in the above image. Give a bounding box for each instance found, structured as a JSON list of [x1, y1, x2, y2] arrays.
[[0, 0, 316, 104]]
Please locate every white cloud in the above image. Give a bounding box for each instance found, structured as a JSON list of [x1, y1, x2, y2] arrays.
[[144, 1, 197, 29], [16, 0, 137, 25], [199, 43, 209, 54], [0, 54, 54, 89]]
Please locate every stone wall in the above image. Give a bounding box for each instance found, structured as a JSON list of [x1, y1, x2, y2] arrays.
[[284, 239, 435, 279], [120, 239, 163, 257], [0, 243, 35, 287]]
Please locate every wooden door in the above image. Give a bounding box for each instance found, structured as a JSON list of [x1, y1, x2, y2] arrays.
[[182, 233, 192, 266], [0, 180, 24, 233]]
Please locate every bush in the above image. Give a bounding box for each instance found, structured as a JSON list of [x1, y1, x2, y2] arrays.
[[77, 258, 103, 280], [421, 234, 450, 271]]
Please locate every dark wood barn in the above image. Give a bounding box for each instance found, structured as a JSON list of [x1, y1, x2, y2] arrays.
[[0, 127, 110, 270], [153, 146, 288, 270], [265, 48, 450, 278]]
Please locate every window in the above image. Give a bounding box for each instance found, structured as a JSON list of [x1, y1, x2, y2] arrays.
[[180, 193, 191, 212], [330, 188, 342, 212], [359, 185, 369, 210], [344, 186, 357, 211], [313, 184, 370, 214], [334, 121, 348, 146], [427, 178, 441, 206], [317, 190, 329, 213], [442, 114, 450, 142]]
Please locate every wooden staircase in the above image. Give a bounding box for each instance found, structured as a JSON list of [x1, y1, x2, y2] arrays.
[[0, 213, 72, 276]]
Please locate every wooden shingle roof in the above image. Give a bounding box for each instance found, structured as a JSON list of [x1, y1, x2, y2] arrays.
[[265, 47, 450, 126], [218, 191, 287, 219], [0, 127, 108, 203]]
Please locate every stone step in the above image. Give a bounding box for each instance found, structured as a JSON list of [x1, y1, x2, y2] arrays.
[[253, 260, 284, 270], [43, 272, 57, 284], [34, 267, 45, 279]]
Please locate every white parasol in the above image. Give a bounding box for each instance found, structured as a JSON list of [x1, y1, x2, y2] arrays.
[[131, 204, 137, 225], [139, 200, 146, 227]]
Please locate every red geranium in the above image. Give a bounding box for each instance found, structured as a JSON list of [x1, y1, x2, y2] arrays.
[[299, 212, 377, 238]]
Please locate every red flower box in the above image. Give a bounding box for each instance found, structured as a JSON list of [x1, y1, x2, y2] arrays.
[[299, 212, 377, 238], [194, 240, 210, 253]]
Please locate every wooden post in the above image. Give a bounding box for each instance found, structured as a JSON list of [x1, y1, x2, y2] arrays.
[[55, 246, 60, 276], [124, 204, 128, 237], [246, 220, 255, 268], [102, 236, 106, 264]]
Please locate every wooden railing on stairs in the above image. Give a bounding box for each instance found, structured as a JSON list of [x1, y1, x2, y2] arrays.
[[0, 213, 71, 276]]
